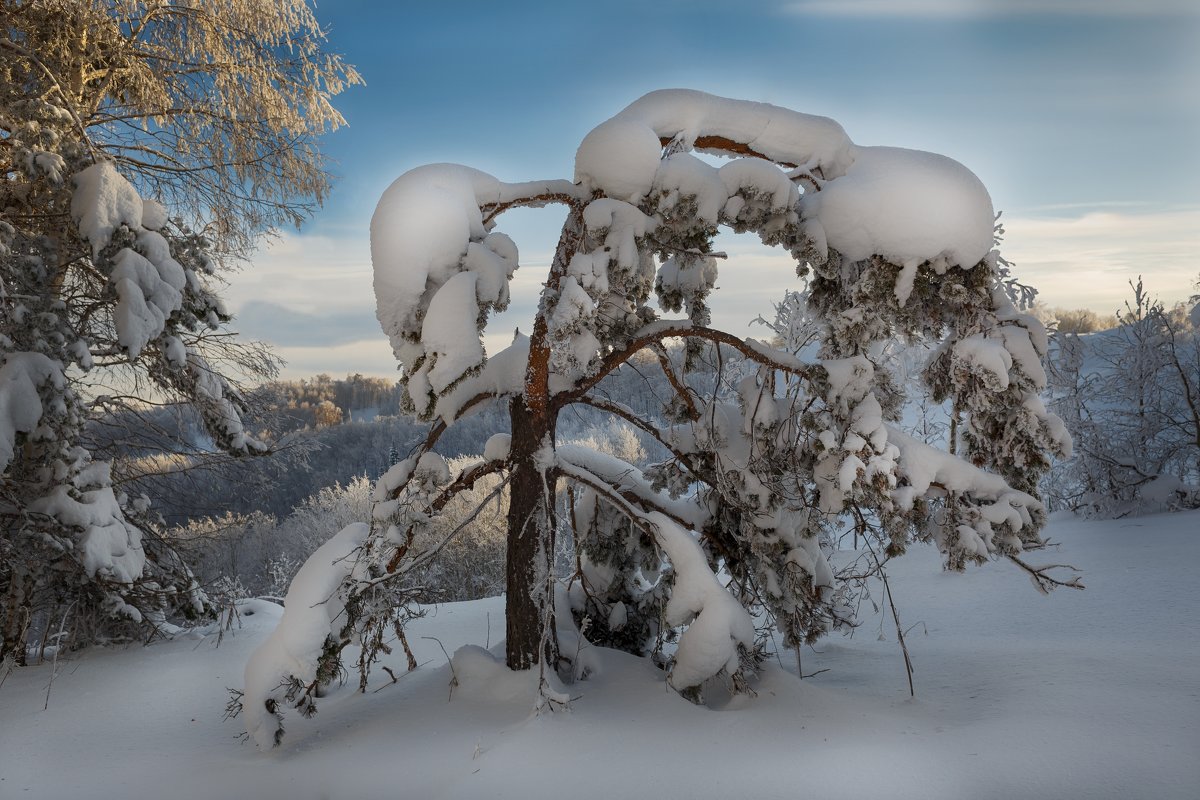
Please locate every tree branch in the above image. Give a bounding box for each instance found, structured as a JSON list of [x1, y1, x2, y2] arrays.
[[403, 390, 500, 480], [481, 189, 582, 225], [565, 395, 703, 474], [0, 37, 96, 163], [385, 459, 509, 574], [652, 344, 700, 421], [1006, 554, 1085, 594], [556, 459, 697, 535], [557, 323, 819, 406], [666, 135, 799, 168]]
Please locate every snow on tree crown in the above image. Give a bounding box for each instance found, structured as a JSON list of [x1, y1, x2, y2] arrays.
[[371, 89, 996, 420]]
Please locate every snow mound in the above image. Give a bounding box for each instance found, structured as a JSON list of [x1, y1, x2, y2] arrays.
[[800, 146, 995, 270], [3, 514, 1200, 798], [450, 645, 546, 703]]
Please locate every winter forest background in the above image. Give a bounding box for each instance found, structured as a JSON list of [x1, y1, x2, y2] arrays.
[[2, 2, 1198, 799]]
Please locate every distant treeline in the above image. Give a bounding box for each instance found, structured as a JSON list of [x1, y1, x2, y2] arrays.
[[260, 373, 405, 429]]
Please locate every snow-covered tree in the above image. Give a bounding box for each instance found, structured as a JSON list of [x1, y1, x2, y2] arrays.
[[244, 90, 1075, 747], [1, 1, 358, 665], [1047, 277, 1200, 514]]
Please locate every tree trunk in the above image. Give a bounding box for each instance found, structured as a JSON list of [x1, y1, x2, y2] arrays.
[[503, 200, 579, 671], [1, 569, 32, 667], [504, 395, 558, 671]]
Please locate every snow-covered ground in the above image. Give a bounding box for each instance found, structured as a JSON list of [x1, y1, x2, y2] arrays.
[[3, 511, 1197, 799]]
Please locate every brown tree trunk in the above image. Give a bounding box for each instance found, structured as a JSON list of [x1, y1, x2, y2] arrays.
[[505, 396, 557, 670], [503, 201, 581, 671]]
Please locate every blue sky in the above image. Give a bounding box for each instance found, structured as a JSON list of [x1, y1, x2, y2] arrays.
[[228, 0, 1199, 378]]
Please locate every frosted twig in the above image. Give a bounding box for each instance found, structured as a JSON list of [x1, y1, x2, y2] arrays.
[[43, 601, 75, 710]]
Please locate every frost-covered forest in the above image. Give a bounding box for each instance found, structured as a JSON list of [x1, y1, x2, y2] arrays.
[[2, 2, 1198, 799]]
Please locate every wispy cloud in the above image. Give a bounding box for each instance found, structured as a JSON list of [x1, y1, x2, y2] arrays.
[[1000, 208, 1200, 312], [269, 339, 399, 381], [787, 0, 1198, 18], [233, 301, 383, 348], [229, 230, 374, 315]]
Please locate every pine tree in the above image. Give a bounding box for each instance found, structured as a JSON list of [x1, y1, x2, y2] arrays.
[[243, 90, 1076, 747]]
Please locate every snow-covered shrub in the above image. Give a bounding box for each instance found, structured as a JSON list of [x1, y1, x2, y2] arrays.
[[265, 554, 303, 600], [560, 417, 650, 466], [169, 512, 281, 597], [278, 477, 375, 553], [246, 90, 1075, 747]]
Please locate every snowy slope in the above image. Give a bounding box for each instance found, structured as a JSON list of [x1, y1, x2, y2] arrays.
[[2, 512, 1197, 799]]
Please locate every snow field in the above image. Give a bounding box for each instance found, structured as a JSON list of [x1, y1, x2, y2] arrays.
[[2, 511, 1196, 799]]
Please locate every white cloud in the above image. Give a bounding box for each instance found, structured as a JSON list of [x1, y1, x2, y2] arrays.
[[229, 230, 374, 315], [271, 338, 398, 381], [787, 0, 1197, 18], [229, 230, 559, 378], [1000, 208, 1200, 312]]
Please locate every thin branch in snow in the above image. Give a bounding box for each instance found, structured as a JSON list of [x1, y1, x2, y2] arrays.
[[1006, 555, 1085, 594]]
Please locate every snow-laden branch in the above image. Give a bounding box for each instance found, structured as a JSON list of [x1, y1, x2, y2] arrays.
[[1007, 554, 1085, 594], [885, 424, 1035, 509], [480, 180, 583, 224], [375, 456, 509, 574], [556, 444, 707, 532], [575, 88, 856, 199], [576, 89, 995, 271], [0, 353, 64, 473], [558, 321, 819, 405], [371, 168, 576, 417], [244, 456, 511, 748], [243, 522, 371, 749], [553, 451, 755, 691]]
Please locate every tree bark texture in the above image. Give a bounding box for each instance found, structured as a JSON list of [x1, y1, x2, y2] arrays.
[[504, 396, 558, 671]]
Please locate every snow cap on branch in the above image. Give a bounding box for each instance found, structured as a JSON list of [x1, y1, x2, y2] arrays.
[[800, 146, 995, 271], [71, 161, 144, 256], [371, 165, 557, 415], [575, 90, 995, 275], [580, 89, 856, 181], [0, 352, 64, 472], [244, 522, 370, 749]]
